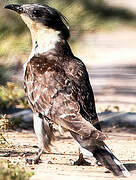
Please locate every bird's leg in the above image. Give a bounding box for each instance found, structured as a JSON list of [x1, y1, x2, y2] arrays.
[[73, 149, 101, 166], [26, 114, 54, 165], [70, 131, 92, 166], [26, 148, 43, 164]]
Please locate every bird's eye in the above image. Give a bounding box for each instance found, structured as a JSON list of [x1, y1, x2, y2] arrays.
[[33, 10, 42, 17]]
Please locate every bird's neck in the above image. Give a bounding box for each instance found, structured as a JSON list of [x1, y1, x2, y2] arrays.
[[20, 14, 61, 54], [30, 25, 61, 55], [20, 14, 72, 58], [29, 25, 73, 59]]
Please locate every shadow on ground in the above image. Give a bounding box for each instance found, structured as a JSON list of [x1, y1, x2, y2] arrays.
[[124, 163, 136, 173]]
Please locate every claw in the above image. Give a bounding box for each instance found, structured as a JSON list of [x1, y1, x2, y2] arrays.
[[26, 157, 41, 164], [26, 148, 43, 165], [72, 153, 91, 166]]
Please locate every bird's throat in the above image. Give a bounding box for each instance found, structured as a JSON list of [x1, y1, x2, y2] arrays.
[[20, 14, 60, 55], [32, 26, 60, 54]]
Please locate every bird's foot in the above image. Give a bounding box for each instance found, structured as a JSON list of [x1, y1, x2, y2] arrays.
[[26, 157, 41, 165], [72, 153, 91, 166], [74, 158, 91, 166], [26, 148, 43, 165]]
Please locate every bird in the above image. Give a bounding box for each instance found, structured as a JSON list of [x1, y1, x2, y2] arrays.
[[4, 3, 130, 177]]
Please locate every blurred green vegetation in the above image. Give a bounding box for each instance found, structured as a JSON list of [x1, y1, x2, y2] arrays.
[[0, 65, 11, 85], [0, 114, 19, 146], [0, 160, 33, 180], [1, 0, 136, 59], [0, 82, 28, 110]]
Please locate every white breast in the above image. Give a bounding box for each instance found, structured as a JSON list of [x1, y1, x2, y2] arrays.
[[21, 13, 60, 75]]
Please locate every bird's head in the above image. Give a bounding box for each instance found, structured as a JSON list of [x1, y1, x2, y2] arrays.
[[4, 4, 70, 40], [4, 4, 70, 54]]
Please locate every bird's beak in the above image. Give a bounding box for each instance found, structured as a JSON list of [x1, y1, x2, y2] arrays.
[[4, 4, 23, 14]]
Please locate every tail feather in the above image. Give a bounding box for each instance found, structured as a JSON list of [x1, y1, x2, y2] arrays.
[[93, 145, 130, 177], [70, 131, 130, 177]]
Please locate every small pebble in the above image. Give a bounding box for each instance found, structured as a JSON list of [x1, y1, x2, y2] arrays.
[[33, 145, 39, 148], [48, 161, 53, 164]]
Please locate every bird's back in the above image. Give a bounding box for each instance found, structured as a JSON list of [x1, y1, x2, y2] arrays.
[[24, 46, 99, 128]]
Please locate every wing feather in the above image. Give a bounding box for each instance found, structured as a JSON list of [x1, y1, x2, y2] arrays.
[[24, 56, 103, 139]]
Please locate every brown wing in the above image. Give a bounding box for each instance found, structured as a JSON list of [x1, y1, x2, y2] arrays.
[[64, 57, 101, 130], [24, 56, 104, 140]]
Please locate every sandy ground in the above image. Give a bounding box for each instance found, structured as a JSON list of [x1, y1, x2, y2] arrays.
[[0, 130, 136, 180]]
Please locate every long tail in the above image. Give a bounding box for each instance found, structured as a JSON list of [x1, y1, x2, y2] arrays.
[[70, 131, 130, 177], [92, 144, 130, 177]]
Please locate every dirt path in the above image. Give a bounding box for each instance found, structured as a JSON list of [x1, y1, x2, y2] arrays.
[[0, 130, 136, 180], [72, 1, 136, 66], [89, 64, 136, 113], [74, 29, 136, 67]]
